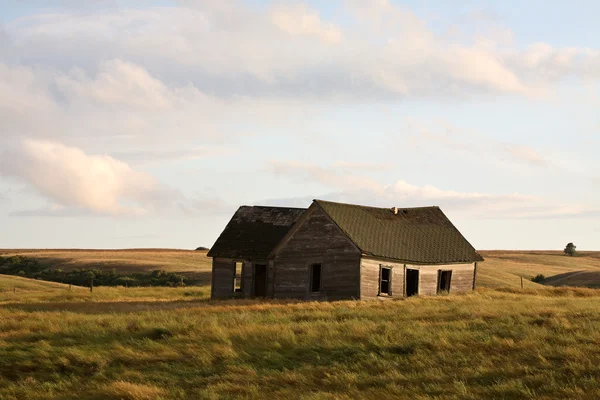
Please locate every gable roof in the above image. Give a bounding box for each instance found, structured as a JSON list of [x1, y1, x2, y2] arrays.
[[314, 200, 484, 264], [207, 206, 306, 259]]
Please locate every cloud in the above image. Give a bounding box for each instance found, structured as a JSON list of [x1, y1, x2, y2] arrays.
[[267, 160, 599, 219], [111, 146, 234, 165], [270, 3, 343, 44], [500, 144, 548, 167], [407, 119, 550, 167], [6, 1, 597, 103], [0, 59, 308, 153], [0, 140, 167, 215], [0, 139, 234, 217]]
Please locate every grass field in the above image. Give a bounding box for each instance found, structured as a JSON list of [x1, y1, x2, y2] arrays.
[[0, 249, 212, 285], [0, 275, 86, 293], [2, 249, 600, 399], [478, 251, 600, 289], [2, 284, 600, 399]]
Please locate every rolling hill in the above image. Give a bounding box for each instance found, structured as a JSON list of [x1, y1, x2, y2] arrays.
[[478, 251, 600, 289], [2, 249, 600, 289]]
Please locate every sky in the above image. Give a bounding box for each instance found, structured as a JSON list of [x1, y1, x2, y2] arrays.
[[0, 0, 598, 251]]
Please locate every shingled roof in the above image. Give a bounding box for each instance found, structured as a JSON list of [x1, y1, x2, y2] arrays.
[[315, 200, 483, 264], [207, 206, 306, 259]]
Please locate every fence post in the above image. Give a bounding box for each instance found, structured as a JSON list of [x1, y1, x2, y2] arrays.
[[90, 278, 94, 293], [520, 276, 523, 289]]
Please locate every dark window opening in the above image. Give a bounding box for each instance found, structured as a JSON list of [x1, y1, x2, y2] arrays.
[[310, 263, 322, 293], [406, 269, 419, 297], [379, 266, 392, 296], [234, 262, 242, 292], [438, 270, 452, 293]]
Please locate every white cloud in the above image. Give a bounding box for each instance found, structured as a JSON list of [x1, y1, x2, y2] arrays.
[[56, 60, 171, 110], [0, 1, 598, 226], [270, 3, 343, 44], [0, 140, 164, 215], [267, 160, 599, 219], [0, 59, 309, 152], [6, 1, 597, 102], [407, 119, 550, 167], [0, 139, 233, 217]]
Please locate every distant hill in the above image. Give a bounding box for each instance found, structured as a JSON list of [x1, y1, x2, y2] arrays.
[[0, 249, 212, 285], [2, 249, 600, 290], [478, 251, 600, 289]]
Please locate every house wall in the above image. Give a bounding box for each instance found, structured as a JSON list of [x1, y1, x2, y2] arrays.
[[241, 260, 253, 298], [272, 206, 362, 300], [408, 263, 475, 295], [360, 256, 476, 299], [211, 257, 235, 299], [360, 257, 406, 299]]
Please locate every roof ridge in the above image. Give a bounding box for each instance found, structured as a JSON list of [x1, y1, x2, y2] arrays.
[[314, 199, 439, 211], [240, 205, 308, 210]]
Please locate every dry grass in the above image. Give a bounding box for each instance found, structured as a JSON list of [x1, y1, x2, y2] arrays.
[[0, 249, 212, 284], [2, 249, 600, 399], [0, 275, 85, 292], [479, 250, 600, 288], [1, 285, 600, 399]]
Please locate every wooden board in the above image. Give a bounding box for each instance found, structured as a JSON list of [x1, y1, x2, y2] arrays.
[[272, 205, 361, 300]]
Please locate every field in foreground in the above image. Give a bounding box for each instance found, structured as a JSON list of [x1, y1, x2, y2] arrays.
[[2, 284, 600, 399]]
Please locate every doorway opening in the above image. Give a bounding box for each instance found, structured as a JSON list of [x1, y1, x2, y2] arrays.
[[406, 269, 419, 297], [254, 264, 267, 297]]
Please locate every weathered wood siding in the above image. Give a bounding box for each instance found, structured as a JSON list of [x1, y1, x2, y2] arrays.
[[360, 257, 406, 299], [273, 206, 361, 300], [267, 260, 275, 297], [404, 263, 476, 296], [241, 260, 253, 297], [211, 257, 235, 299], [360, 257, 475, 299]]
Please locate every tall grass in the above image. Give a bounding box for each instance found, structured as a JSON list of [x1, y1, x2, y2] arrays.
[[2, 286, 600, 399]]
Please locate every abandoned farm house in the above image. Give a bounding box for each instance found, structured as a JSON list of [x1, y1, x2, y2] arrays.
[[207, 200, 484, 301]]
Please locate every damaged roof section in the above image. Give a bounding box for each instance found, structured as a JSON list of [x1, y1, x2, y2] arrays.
[[315, 200, 484, 264], [207, 206, 307, 260]]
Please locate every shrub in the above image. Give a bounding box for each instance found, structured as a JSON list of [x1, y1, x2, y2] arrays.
[[0, 256, 187, 288], [531, 274, 546, 283]]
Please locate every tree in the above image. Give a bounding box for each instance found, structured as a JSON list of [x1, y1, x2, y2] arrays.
[[564, 242, 577, 257]]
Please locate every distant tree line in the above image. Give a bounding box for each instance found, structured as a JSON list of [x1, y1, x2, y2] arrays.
[[0, 256, 187, 287]]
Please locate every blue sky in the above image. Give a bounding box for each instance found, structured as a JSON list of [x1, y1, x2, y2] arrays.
[[0, 1, 598, 250]]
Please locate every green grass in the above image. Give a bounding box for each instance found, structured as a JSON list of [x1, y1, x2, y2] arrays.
[[2, 284, 600, 399]]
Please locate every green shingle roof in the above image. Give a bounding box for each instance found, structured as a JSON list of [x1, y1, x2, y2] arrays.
[[315, 200, 483, 264], [207, 206, 306, 260]]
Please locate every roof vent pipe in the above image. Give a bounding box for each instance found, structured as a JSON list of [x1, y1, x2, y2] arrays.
[[392, 207, 398, 215]]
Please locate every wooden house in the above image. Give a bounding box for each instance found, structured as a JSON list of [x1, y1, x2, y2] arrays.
[[208, 200, 483, 300]]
